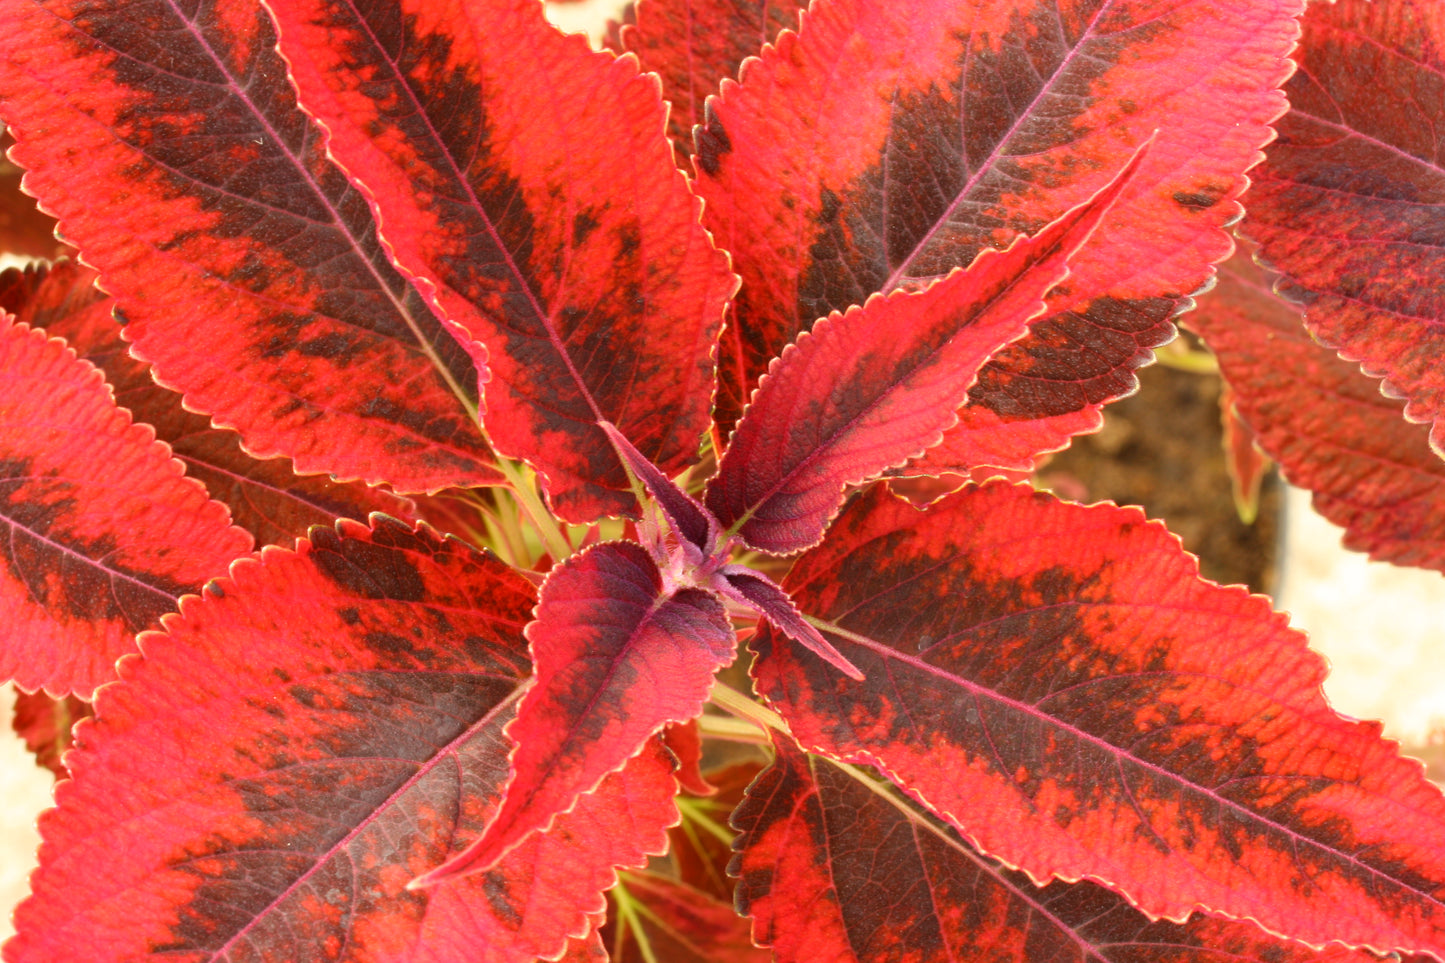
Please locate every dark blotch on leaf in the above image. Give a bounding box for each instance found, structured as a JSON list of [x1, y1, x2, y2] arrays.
[[970, 296, 1177, 419], [294, 331, 361, 362], [483, 873, 523, 927], [365, 631, 420, 658], [310, 527, 426, 601], [1172, 189, 1223, 211], [572, 209, 601, 248], [694, 102, 732, 176]]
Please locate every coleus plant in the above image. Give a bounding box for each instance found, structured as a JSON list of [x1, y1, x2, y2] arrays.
[[2, 0, 1445, 959]]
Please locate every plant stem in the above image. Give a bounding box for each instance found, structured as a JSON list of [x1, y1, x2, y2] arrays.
[[800, 613, 873, 646], [611, 880, 660, 963], [676, 796, 737, 847], [696, 712, 770, 744], [492, 456, 573, 562], [708, 681, 788, 736], [1153, 339, 1219, 374]]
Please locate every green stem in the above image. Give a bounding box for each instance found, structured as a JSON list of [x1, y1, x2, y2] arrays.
[[696, 712, 770, 744], [800, 613, 876, 646], [611, 880, 660, 963], [482, 500, 525, 567], [708, 681, 788, 735], [1153, 341, 1219, 374], [493, 457, 573, 562], [676, 796, 737, 847]]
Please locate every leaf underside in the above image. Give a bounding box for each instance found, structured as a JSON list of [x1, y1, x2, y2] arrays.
[[754, 482, 1445, 957]]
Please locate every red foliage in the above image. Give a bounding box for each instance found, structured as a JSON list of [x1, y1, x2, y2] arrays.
[[0, 316, 252, 696], [267, 0, 736, 521], [1190, 247, 1445, 571], [0, 0, 1442, 960], [1244, 0, 1445, 458], [10, 689, 92, 777]]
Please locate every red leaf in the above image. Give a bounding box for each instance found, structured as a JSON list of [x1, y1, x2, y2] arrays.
[[614, 0, 806, 169], [10, 687, 92, 778], [557, 916, 610, 963], [0, 0, 498, 492], [417, 541, 735, 884], [2, 261, 418, 548], [9, 516, 681, 963], [735, 736, 1417, 963], [1188, 248, 1445, 573], [662, 719, 715, 796], [612, 871, 769, 963], [600, 420, 716, 555], [753, 482, 1445, 956], [695, 0, 1299, 457], [1242, 0, 1445, 459], [0, 261, 102, 330], [0, 318, 253, 697], [706, 157, 1136, 554], [267, 0, 737, 522]]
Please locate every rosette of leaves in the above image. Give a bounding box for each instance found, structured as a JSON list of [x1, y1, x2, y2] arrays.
[[2, 0, 1445, 961]]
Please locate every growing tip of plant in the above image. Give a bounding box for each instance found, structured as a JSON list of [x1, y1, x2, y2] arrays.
[[712, 566, 866, 680], [598, 419, 718, 555]]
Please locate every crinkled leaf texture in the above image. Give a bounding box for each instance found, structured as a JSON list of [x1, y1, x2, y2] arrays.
[[734, 736, 1418, 963], [0, 261, 418, 548], [418, 540, 735, 884], [754, 482, 1445, 957], [0, 0, 497, 492], [0, 317, 252, 697], [707, 156, 1135, 554], [1188, 248, 1445, 573], [7, 517, 679, 963], [269, 0, 737, 522], [696, 0, 1300, 460], [1243, 0, 1445, 458]]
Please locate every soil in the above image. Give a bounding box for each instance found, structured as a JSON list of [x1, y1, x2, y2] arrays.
[[1041, 355, 1281, 596]]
